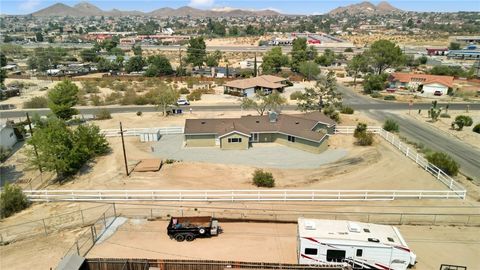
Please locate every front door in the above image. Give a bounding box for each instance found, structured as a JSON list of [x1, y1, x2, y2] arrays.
[[250, 133, 259, 142]]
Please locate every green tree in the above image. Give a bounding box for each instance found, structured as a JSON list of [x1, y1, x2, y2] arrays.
[[147, 84, 179, 115], [125, 56, 145, 73], [132, 44, 142, 56], [0, 52, 7, 67], [101, 39, 118, 52], [298, 61, 320, 80], [449, 42, 461, 50], [145, 55, 173, 76], [347, 53, 369, 87], [315, 49, 336, 66], [241, 91, 287, 116], [366, 40, 404, 74], [48, 80, 79, 120], [262, 47, 289, 74], [0, 184, 29, 218], [35, 31, 44, 42], [186, 37, 206, 68], [291, 38, 308, 72], [206, 50, 222, 67], [363, 73, 388, 94], [297, 71, 341, 112], [80, 48, 97, 62], [453, 115, 473, 130]]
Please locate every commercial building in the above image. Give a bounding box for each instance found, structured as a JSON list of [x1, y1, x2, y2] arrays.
[[184, 111, 336, 153]]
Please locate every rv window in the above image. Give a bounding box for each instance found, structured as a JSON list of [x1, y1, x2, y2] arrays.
[[363, 228, 370, 233], [368, 238, 380, 243], [356, 249, 363, 257], [387, 237, 395, 242], [305, 248, 318, 255], [326, 250, 346, 262]]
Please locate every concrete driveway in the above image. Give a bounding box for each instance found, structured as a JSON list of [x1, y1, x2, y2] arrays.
[[152, 135, 347, 169]]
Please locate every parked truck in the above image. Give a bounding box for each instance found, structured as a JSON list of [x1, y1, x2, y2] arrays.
[[167, 216, 220, 242]]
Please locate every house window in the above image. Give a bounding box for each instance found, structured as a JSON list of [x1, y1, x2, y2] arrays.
[[326, 250, 346, 262], [227, 138, 242, 143], [288, 135, 295, 142], [305, 248, 318, 255], [387, 237, 395, 242], [356, 249, 363, 257], [250, 133, 258, 142]]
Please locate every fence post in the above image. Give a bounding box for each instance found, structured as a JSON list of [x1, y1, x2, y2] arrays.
[[103, 213, 107, 228], [90, 226, 96, 242], [80, 209, 85, 226], [42, 219, 48, 236], [113, 203, 117, 217], [76, 240, 80, 255]]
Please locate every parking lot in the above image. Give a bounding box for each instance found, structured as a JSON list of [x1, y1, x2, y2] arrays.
[[151, 135, 348, 169]]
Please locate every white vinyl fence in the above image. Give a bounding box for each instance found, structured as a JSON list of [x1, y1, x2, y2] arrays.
[[23, 189, 466, 202], [101, 126, 184, 137], [334, 126, 465, 194]]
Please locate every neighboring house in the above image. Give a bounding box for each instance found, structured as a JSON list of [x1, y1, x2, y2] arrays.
[[239, 58, 263, 69], [184, 111, 336, 153], [192, 67, 237, 78], [0, 123, 17, 150], [446, 49, 480, 60], [223, 75, 289, 97], [389, 73, 454, 95]]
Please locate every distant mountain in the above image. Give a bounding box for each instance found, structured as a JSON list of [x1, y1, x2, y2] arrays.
[[329, 1, 402, 15], [31, 2, 283, 17]]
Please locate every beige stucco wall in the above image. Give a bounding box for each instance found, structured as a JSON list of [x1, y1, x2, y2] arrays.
[[273, 133, 329, 153], [185, 134, 216, 147], [220, 133, 249, 150]]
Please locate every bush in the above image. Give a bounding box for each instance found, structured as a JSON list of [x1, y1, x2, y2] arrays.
[[0, 184, 30, 219], [90, 94, 104, 106], [179, 87, 190, 94], [383, 119, 399, 132], [383, 95, 396, 100], [81, 81, 99, 94], [95, 109, 112, 120], [473, 123, 480, 134], [453, 115, 473, 130], [164, 159, 179, 164], [357, 132, 374, 146], [340, 106, 354, 114], [370, 92, 382, 98], [426, 152, 459, 176], [290, 91, 303, 100], [187, 90, 202, 101], [252, 169, 275, 188], [439, 113, 451, 118], [0, 146, 11, 162], [136, 111, 142, 116], [353, 123, 367, 138], [344, 48, 354, 52], [23, 96, 48, 108]]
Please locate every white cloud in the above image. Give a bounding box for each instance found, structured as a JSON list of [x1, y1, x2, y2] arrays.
[[19, 0, 41, 11], [189, 0, 215, 8]]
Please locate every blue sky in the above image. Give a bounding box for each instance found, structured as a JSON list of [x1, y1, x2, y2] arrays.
[[0, 0, 479, 15]]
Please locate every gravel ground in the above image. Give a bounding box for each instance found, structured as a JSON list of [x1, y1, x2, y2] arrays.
[[151, 135, 348, 169]]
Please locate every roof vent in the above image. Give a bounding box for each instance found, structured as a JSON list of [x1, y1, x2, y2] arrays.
[[268, 111, 278, 123], [348, 222, 361, 233], [304, 220, 316, 230]]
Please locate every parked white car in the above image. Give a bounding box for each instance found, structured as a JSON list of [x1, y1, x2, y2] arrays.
[[176, 98, 190, 106]]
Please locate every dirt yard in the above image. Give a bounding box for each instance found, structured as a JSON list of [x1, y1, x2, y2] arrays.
[[86, 219, 480, 270]]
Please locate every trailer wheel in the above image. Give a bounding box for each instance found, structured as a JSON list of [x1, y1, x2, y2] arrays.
[[185, 233, 195, 242], [199, 228, 206, 234], [174, 234, 185, 242]]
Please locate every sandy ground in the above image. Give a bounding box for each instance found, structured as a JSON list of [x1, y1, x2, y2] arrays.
[[403, 109, 480, 149], [0, 78, 53, 108], [87, 219, 480, 269]]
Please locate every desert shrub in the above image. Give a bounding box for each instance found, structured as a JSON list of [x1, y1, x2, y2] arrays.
[[290, 91, 303, 100], [179, 87, 190, 94], [187, 90, 202, 101], [0, 184, 30, 219], [340, 106, 354, 114], [186, 77, 198, 89], [426, 152, 459, 176], [136, 111, 143, 116], [95, 109, 112, 120], [439, 113, 451, 118], [323, 105, 340, 122], [112, 81, 128, 92], [357, 132, 373, 146], [453, 115, 473, 130], [134, 95, 149, 105], [0, 147, 11, 162], [383, 119, 399, 132], [353, 123, 367, 138], [344, 48, 354, 52], [473, 123, 480, 134], [383, 95, 396, 100], [370, 92, 382, 98], [23, 96, 48, 108], [164, 159, 180, 164], [90, 94, 104, 106], [81, 81, 100, 93], [104, 92, 123, 105], [252, 169, 275, 188]]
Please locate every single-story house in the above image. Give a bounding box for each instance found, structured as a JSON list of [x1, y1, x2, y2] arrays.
[[223, 75, 289, 97], [184, 111, 336, 153], [389, 73, 454, 95], [0, 122, 17, 150]]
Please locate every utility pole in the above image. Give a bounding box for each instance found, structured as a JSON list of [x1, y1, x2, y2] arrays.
[[119, 122, 129, 176], [26, 112, 42, 173], [178, 48, 182, 77], [254, 52, 258, 77]]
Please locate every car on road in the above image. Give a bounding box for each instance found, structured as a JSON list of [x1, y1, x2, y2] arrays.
[[176, 98, 190, 106], [434, 91, 443, 96]]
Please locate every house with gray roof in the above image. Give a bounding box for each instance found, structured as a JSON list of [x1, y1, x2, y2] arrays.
[[184, 111, 336, 153]]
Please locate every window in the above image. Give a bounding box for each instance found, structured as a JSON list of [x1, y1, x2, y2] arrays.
[[326, 250, 346, 262], [305, 248, 318, 255], [287, 135, 295, 142], [363, 228, 370, 233], [356, 249, 363, 257], [227, 138, 242, 143], [387, 237, 395, 242]]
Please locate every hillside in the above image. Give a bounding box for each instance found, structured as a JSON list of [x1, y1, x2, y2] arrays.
[[329, 1, 402, 15]]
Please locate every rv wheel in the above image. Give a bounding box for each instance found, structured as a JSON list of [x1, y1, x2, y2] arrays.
[[199, 228, 206, 234], [185, 233, 195, 241], [175, 234, 185, 242]]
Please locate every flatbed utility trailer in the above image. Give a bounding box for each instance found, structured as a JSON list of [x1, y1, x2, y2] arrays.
[[167, 216, 220, 242]]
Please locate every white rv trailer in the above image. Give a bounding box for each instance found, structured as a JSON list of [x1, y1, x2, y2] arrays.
[[297, 218, 416, 270]]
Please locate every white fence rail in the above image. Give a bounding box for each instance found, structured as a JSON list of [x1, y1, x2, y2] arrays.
[[101, 126, 184, 137], [23, 189, 466, 202], [335, 126, 466, 194]]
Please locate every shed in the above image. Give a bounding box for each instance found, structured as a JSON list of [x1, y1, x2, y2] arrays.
[[139, 129, 161, 142]]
